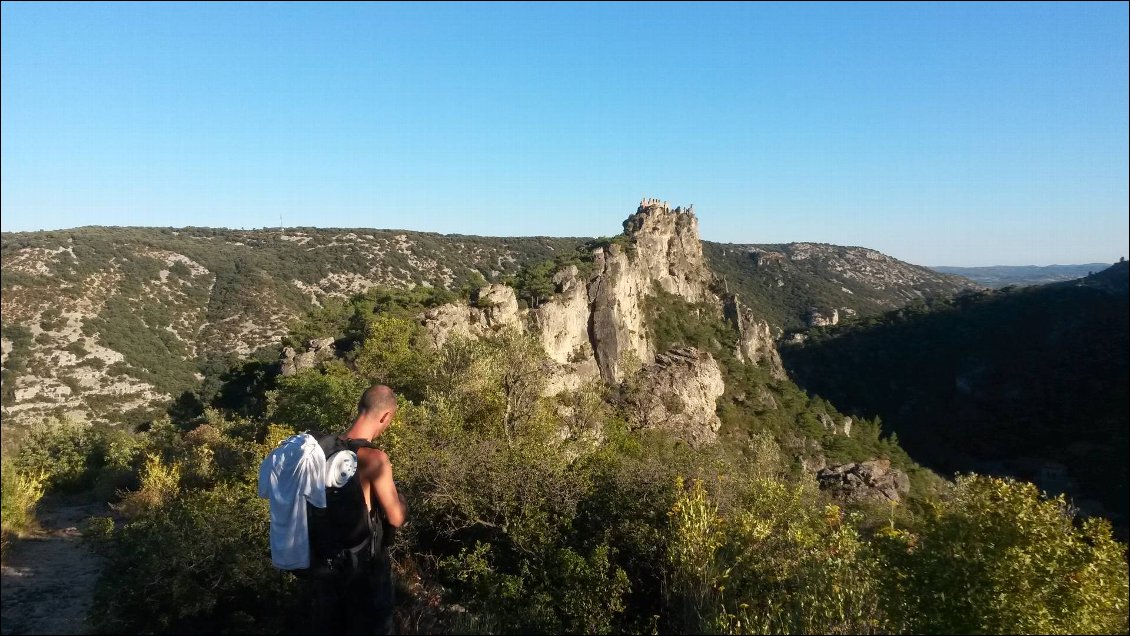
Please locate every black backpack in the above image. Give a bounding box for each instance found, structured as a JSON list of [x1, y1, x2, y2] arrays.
[[297, 435, 384, 582]]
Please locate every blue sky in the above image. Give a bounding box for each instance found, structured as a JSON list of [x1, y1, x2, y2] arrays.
[[2, 2, 1127, 266]]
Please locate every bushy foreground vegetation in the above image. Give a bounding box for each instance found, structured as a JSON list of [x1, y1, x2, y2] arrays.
[[2, 286, 1126, 634]]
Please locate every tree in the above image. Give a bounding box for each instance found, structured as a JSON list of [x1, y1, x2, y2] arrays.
[[266, 361, 368, 433], [512, 260, 556, 308], [353, 314, 434, 402]]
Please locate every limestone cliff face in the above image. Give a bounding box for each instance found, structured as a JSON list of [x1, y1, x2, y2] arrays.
[[422, 284, 522, 348], [531, 266, 591, 365], [423, 201, 717, 385], [418, 200, 784, 436], [531, 266, 602, 395], [587, 243, 651, 383], [621, 202, 712, 303], [587, 201, 713, 382], [474, 284, 522, 330], [625, 346, 725, 446], [723, 295, 786, 380]]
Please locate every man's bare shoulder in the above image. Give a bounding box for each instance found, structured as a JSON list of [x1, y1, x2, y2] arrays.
[[357, 446, 390, 464]]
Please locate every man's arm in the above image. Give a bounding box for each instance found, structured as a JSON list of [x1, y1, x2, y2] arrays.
[[358, 447, 407, 528]]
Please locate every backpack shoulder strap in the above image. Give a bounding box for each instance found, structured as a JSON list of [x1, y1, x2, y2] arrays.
[[316, 433, 377, 459], [344, 438, 379, 452]]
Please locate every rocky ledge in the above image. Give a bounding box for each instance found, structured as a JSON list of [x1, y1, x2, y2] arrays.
[[816, 459, 911, 504]]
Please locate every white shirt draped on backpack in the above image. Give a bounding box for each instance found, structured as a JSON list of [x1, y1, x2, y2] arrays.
[[257, 433, 327, 570]]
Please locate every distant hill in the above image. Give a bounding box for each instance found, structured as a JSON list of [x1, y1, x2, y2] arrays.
[[705, 242, 979, 330], [930, 263, 1116, 288], [1, 226, 585, 428], [781, 261, 1130, 531], [1, 225, 978, 428]]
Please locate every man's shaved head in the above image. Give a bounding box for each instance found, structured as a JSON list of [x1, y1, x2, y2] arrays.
[[358, 384, 397, 416]]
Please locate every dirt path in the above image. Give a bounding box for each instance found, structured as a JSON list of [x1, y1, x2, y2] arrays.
[[1, 496, 109, 635]]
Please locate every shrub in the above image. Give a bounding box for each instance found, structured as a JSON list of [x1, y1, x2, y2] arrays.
[[91, 481, 303, 634], [39, 306, 67, 331], [441, 541, 629, 634], [667, 476, 883, 635], [261, 423, 298, 451], [554, 380, 613, 445], [266, 361, 368, 434], [569, 428, 698, 633], [113, 453, 181, 519], [353, 315, 435, 402], [65, 340, 89, 358], [90, 426, 146, 500], [137, 416, 186, 462], [876, 475, 1129, 635], [1, 460, 47, 554], [14, 418, 99, 491]]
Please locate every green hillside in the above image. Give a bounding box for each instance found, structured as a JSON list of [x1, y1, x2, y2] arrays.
[[781, 262, 1130, 532], [704, 241, 976, 330], [0, 227, 586, 426]]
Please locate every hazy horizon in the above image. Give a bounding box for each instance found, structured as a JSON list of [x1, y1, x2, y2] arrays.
[[3, 3, 1127, 268]]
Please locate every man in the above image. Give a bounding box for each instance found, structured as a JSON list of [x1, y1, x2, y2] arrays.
[[311, 384, 407, 635], [347, 385, 407, 530]]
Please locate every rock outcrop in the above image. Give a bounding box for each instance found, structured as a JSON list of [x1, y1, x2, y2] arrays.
[[748, 249, 787, 267], [0, 216, 972, 427], [473, 284, 522, 330], [531, 266, 603, 394], [531, 266, 590, 364], [586, 242, 652, 383], [723, 295, 786, 380], [416, 199, 785, 444], [817, 412, 853, 436], [280, 337, 336, 376], [806, 307, 839, 327], [422, 200, 721, 386], [816, 459, 911, 503], [587, 201, 714, 382], [624, 346, 725, 446], [621, 201, 712, 303], [422, 284, 522, 348]]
